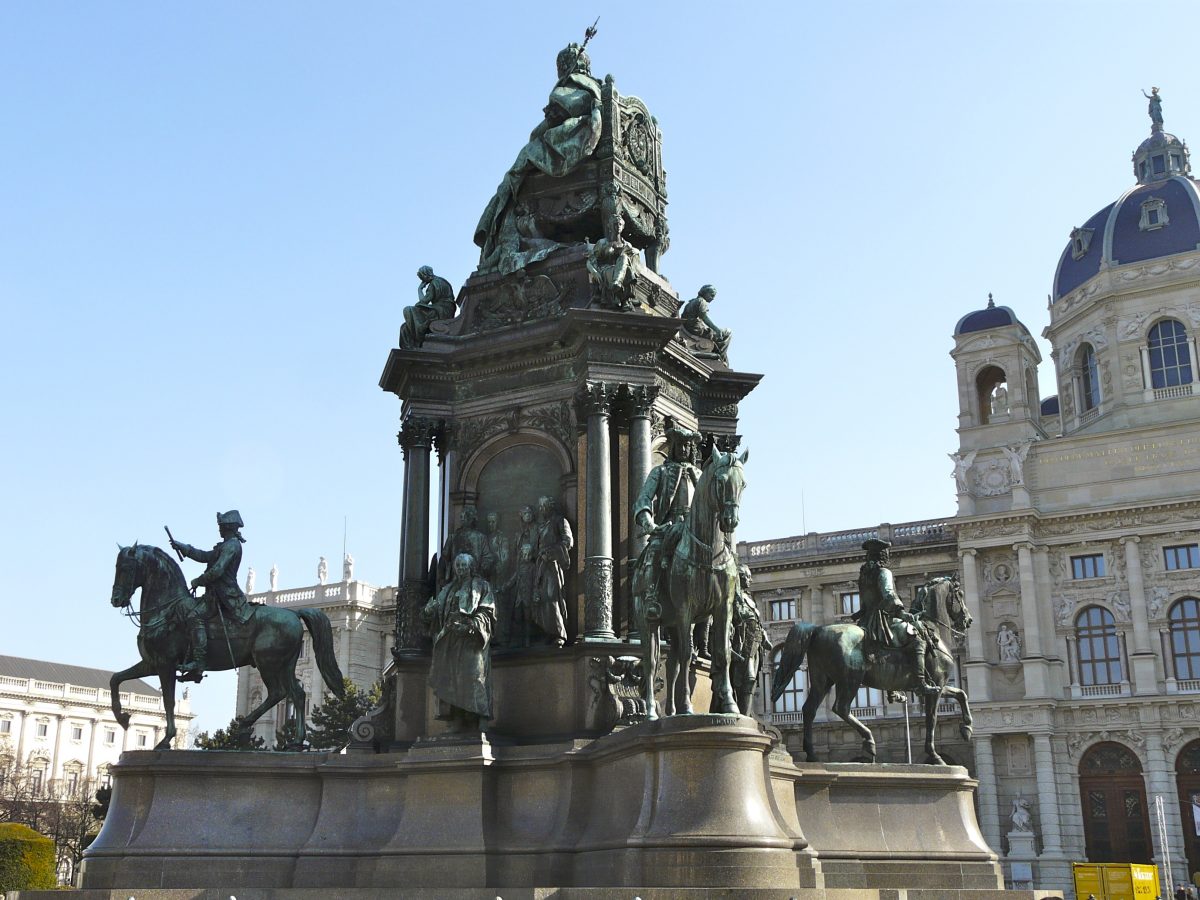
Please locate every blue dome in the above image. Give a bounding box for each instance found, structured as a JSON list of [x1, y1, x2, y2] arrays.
[[1040, 396, 1060, 416], [955, 296, 1020, 335], [1053, 99, 1200, 303], [1053, 176, 1200, 302]]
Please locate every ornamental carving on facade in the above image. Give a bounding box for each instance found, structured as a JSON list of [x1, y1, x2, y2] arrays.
[[472, 273, 575, 333], [524, 400, 576, 450]]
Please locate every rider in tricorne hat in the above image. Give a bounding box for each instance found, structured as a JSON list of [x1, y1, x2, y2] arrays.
[[852, 538, 940, 695], [169, 510, 252, 682], [633, 418, 703, 613]]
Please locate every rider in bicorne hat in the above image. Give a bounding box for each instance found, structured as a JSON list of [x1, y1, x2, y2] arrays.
[[169, 510, 252, 682], [633, 418, 703, 615], [851, 538, 940, 696]]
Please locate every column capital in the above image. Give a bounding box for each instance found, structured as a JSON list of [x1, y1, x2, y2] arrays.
[[624, 383, 659, 418], [397, 415, 440, 455], [958, 547, 978, 560], [1120, 535, 1142, 547], [576, 381, 616, 417], [1012, 540, 1036, 554]]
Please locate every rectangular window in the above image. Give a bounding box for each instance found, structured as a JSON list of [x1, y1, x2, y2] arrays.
[[1149, 209, 1160, 225], [104, 729, 116, 746], [1165, 544, 1200, 570], [71, 725, 83, 741], [65, 771, 79, 795], [0, 720, 10, 734], [1154, 155, 1166, 174], [35, 722, 47, 738], [31, 770, 43, 794], [769, 598, 797, 621], [840, 592, 861, 615], [852, 686, 884, 710], [136, 733, 148, 748], [1072, 554, 1106, 579]]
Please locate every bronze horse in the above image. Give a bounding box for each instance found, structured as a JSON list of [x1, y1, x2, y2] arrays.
[[109, 544, 344, 749], [633, 447, 748, 719], [771, 575, 972, 764]]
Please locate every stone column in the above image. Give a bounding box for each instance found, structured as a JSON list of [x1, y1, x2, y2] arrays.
[[1033, 732, 1065, 857], [810, 584, 825, 625], [580, 382, 616, 641], [974, 734, 1003, 851], [51, 714, 65, 782], [394, 415, 439, 654], [960, 549, 990, 701], [625, 385, 657, 642], [1144, 731, 1186, 884]]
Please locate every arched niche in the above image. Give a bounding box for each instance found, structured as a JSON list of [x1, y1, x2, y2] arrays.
[[459, 430, 575, 541], [976, 365, 1007, 425]]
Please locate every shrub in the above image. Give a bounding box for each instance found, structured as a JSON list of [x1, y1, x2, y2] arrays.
[[0, 822, 56, 891]]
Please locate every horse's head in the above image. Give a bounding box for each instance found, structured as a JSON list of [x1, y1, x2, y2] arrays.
[[708, 446, 749, 534], [111, 543, 143, 608], [943, 575, 972, 631]]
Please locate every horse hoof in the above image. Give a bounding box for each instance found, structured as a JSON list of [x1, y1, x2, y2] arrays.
[[960, 724, 974, 740], [926, 753, 945, 765], [154, 738, 172, 751]]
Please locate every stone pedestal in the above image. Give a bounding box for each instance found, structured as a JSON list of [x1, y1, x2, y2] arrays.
[[79, 726, 1010, 895]]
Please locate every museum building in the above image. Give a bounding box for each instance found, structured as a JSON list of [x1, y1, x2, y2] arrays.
[[741, 105, 1200, 893], [235, 568, 395, 744], [0, 654, 192, 786]]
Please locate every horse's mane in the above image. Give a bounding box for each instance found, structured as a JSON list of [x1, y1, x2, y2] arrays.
[[133, 544, 188, 590]]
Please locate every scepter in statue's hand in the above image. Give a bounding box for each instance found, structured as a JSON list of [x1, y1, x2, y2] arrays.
[[164, 526, 184, 562]]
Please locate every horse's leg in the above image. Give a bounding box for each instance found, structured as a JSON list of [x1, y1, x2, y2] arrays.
[[709, 574, 737, 714], [802, 675, 829, 762], [290, 674, 307, 748], [675, 620, 695, 714], [238, 664, 290, 740], [923, 687, 944, 764], [644, 624, 660, 721], [664, 626, 679, 717], [944, 685, 974, 741], [109, 659, 157, 731], [154, 667, 176, 750], [831, 680, 876, 762]]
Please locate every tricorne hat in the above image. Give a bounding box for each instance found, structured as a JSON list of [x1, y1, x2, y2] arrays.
[[862, 537, 891, 554], [216, 510, 244, 528]]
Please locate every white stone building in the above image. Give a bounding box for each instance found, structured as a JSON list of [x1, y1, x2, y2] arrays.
[[0, 654, 192, 789], [235, 575, 395, 743], [743, 104, 1200, 895]]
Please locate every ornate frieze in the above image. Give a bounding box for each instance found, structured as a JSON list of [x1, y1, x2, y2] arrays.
[[584, 557, 615, 637], [524, 400, 576, 450]]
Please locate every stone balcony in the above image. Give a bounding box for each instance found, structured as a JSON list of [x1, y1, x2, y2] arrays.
[[739, 517, 954, 564]]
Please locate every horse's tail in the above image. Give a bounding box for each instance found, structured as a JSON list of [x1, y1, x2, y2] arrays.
[[771, 621, 817, 704], [298, 608, 346, 697]]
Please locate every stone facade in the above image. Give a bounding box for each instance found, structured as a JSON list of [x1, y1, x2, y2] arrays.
[[0, 654, 192, 787], [234, 578, 395, 743], [741, 113, 1200, 897]]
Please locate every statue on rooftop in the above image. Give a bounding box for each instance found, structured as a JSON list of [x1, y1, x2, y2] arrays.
[[587, 214, 638, 310], [474, 39, 603, 273], [680, 285, 732, 363], [399, 266, 457, 350], [1143, 87, 1163, 131]]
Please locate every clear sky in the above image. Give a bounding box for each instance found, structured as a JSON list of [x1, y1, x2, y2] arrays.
[[2, 1, 1193, 736]]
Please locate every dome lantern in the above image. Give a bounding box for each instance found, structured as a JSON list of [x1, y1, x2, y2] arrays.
[[1132, 88, 1190, 184]]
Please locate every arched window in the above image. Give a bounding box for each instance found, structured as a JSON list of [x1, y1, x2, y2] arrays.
[[976, 365, 1007, 425], [1076, 607, 1123, 686], [773, 669, 805, 714], [1148, 319, 1193, 388], [1175, 740, 1200, 876], [1077, 343, 1100, 412], [1169, 597, 1200, 680]]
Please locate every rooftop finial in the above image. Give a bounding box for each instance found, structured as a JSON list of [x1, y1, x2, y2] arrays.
[[1142, 87, 1163, 133], [987, 292, 995, 309]]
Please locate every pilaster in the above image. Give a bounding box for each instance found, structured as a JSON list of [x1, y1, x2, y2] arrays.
[[1015, 542, 1050, 697], [974, 733, 1002, 852], [1122, 536, 1159, 694], [959, 548, 990, 701], [1032, 732, 1065, 858]]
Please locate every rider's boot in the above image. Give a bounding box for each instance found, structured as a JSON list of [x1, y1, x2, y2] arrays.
[[908, 636, 940, 696], [179, 622, 208, 683]]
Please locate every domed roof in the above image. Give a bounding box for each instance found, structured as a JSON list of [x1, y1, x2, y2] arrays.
[[1053, 91, 1200, 303], [955, 294, 1020, 335]]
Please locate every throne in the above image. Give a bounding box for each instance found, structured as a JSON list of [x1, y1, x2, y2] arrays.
[[520, 75, 669, 272]]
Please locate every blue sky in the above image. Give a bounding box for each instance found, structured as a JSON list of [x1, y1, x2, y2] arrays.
[[1, 2, 1192, 734]]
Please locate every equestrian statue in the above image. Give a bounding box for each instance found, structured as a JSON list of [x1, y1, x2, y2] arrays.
[[771, 538, 973, 764], [631, 422, 749, 720], [108, 510, 344, 750]]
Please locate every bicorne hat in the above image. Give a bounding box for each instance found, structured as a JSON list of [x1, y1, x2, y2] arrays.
[[216, 510, 244, 528]]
